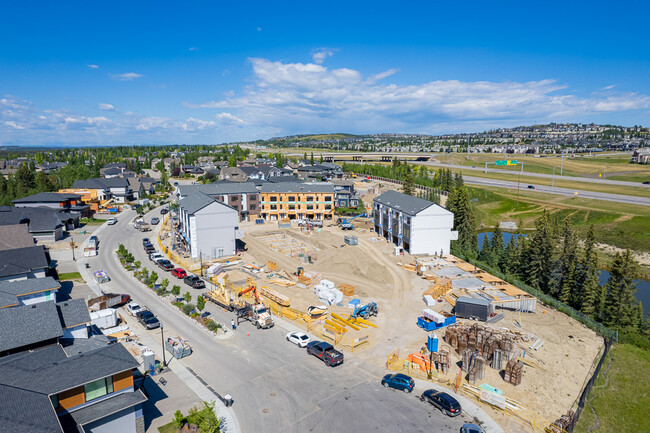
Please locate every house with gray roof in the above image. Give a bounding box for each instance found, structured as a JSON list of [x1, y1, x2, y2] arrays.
[[176, 181, 260, 221], [0, 276, 60, 308], [177, 192, 239, 259], [73, 178, 133, 203], [0, 224, 34, 251], [373, 190, 457, 255], [0, 343, 146, 433], [0, 206, 79, 241], [13, 192, 90, 216], [56, 298, 91, 340], [0, 301, 64, 356], [0, 245, 50, 282]]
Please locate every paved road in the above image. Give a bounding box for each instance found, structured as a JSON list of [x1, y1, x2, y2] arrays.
[[463, 176, 650, 206], [89, 209, 489, 433]]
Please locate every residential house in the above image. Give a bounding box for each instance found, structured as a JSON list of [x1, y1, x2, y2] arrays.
[[0, 224, 35, 251], [0, 343, 146, 433], [181, 165, 204, 175], [73, 178, 133, 203], [127, 177, 157, 200], [56, 298, 92, 340], [177, 192, 239, 259], [0, 245, 50, 282], [36, 161, 68, 173], [332, 179, 359, 208], [176, 181, 260, 221], [13, 192, 91, 217], [0, 277, 60, 308], [99, 163, 127, 177], [0, 206, 80, 241], [0, 301, 64, 355], [219, 166, 249, 182], [373, 190, 457, 255], [296, 164, 341, 180], [260, 183, 335, 221], [268, 175, 301, 183]]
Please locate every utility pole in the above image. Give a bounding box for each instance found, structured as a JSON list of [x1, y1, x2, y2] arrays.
[[161, 323, 167, 367], [560, 150, 565, 175], [485, 162, 488, 173]]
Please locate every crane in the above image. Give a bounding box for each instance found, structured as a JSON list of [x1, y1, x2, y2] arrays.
[[238, 284, 261, 304], [337, 213, 366, 230]]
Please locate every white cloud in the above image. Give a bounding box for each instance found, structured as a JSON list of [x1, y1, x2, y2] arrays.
[[188, 57, 650, 134], [88, 64, 99, 69], [110, 72, 144, 81], [312, 48, 335, 65], [182, 117, 216, 131], [98, 103, 115, 111], [5, 121, 25, 130], [215, 112, 246, 125], [189, 47, 199, 52]]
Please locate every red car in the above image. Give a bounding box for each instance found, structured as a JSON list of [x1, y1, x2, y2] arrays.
[[171, 268, 187, 279]]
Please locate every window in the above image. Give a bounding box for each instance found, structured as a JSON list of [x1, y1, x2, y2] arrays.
[[325, 196, 332, 201], [288, 196, 296, 202], [306, 196, 314, 202], [249, 204, 256, 210], [325, 205, 332, 210], [306, 204, 314, 210], [270, 204, 277, 210], [288, 204, 295, 210], [230, 195, 239, 202], [84, 377, 114, 402], [270, 196, 277, 202]]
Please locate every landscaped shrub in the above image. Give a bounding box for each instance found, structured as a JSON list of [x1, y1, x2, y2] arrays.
[[182, 303, 196, 315]]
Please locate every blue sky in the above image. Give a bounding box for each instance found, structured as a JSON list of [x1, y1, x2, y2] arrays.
[[1, 1, 649, 146]]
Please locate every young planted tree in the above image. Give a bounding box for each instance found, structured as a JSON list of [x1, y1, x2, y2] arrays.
[[160, 278, 169, 291], [197, 295, 205, 312], [149, 271, 159, 286], [184, 291, 192, 303], [171, 285, 181, 296]]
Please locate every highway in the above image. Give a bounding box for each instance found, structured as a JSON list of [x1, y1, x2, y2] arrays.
[[87, 209, 493, 433], [463, 176, 650, 206]]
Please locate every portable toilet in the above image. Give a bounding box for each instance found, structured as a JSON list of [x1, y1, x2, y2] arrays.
[[427, 333, 439, 353]]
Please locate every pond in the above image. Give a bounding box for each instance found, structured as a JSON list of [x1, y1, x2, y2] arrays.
[[477, 231, 649, 315]]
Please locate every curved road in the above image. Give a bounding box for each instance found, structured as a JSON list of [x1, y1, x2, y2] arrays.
[[87, 209, 491, 433]]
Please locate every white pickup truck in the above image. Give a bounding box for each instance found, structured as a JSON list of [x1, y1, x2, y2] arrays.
[[107, 217, 118, 225]]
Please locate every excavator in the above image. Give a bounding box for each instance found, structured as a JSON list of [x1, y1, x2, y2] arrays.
[[236, 284, 274, 329]]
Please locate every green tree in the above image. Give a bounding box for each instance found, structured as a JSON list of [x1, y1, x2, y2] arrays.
[[160, 278, 169, 291], [150, 271, 159, 285], [35, 171, 54, 192], [556, 219, 579, 304], [15, 163, 35, 193], [228, 155, 237, 167], [171, 285, 181, 296], [172, 410, 185, 429], [575, 225, 601, 318], [523, 211, 555, 293], [402, 174, 415, 196], [197, 295, 205, 312], [490, 224, 505, 268], [133, 261, 141, 271], [603, 250, 641, 333], [446, 186, 477, 256], [184, 291, 192, 303], [310, 152, 314, 165]]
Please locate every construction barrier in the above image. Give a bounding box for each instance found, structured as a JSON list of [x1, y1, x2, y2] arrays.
[[340, 335, 370, 352]]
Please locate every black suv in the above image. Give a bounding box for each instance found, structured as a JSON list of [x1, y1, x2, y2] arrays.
[[142, 238, 149, 245], [136, 310, 161, 329], [157, 260, 174, 271], [421, 390, 461, 417], [184, 274, 206, 289]]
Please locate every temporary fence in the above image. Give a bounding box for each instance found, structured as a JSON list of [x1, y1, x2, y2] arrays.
[[361, 174, 449, 197]]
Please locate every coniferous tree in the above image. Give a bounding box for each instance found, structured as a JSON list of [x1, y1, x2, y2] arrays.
[[556, 219, 578, 304], [478, 233, 494, 264], [490, 224, 505, 268], [402, 174, 415, 196], [603, 250, 641, 333], [576, 225, 601, 318], [524, 211, 555, 293], [446, 186, 477, 256], [454, 172, 464, 188]]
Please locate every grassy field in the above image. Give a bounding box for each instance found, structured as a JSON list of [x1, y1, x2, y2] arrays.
[[432, 152, 650, 182], [573, 344, 650, 433], [57, 272, 83, 281], [471, 187, 650, 253]]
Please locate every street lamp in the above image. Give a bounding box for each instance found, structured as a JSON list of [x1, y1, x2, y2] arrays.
[[160, 322, 167, 368]]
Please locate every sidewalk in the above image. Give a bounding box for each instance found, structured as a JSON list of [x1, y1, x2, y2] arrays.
[[412, 377, 504, 433]]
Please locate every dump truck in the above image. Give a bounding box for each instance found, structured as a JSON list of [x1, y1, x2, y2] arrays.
[[88, 293, 131, 310]]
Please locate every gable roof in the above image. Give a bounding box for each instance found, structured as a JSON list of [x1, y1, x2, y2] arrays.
[[0, 245, 49, 278], [13, 192, 82, 204], [260, 183, 335, 194], [0, 207, 77, 233], [56, 298, 91, 329], [0, 302, 64, 353], [178, 181, 258, 198], [373, 190, 448, 216], [0, 277, 60, 308], [73, 177, 129, 189], [178, 192, 218, 215], [0, 224, 34, 251], [268, 175, 301, 183]]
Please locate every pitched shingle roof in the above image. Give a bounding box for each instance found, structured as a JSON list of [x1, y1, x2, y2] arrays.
[[0, 245, 49, 278], [0, 224, 34, 251], [0, 277, 60, 308], [13, 192, 82, 204], [374, 190, 450, 216], [178, 192, 217, 214], [178, 181, 258, 198], [73, 177, 129, 189], [56, 298, 91, 329], [0, 207, 76, 233], [0, 302, 63, 352]]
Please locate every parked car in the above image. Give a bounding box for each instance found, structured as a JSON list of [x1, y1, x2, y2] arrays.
[[89, 235, 99, 245], [421, 390, 462, 417], [143, 242, 155, 252], [527, 185, 536, 190], [160, 208, 169, 215], [149, 252, 164, 262], [286, 331, 310, 347], [461, 424, 484, 433], [173, 182, 179, 186], [171, 268, 187, 279], [306, 341, 344, 366], [184, 274, 206, 289], [157, 260, 174, 271], [127, 302, 144, 317], [381, 373, 415, 393], [142, 238, 150, 245], [136, 310, 161, 329], [107, 217, 117, 225], [151, 217, 160, 225]]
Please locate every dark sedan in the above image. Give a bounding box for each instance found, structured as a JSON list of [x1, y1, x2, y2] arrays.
[[421, 389, 462, 417]]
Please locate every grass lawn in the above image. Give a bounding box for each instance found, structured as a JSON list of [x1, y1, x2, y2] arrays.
[[80, 218, 105, 225], [573, 344, 650, 433], [157, 422, 177, 433], [57, 272, 83, 281]]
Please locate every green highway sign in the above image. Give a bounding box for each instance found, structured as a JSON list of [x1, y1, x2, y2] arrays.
[[495, 160, 507, 166], [495, 160, 517, 166]]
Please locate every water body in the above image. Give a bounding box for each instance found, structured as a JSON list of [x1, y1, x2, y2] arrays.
[[477, 231, 649, 315]]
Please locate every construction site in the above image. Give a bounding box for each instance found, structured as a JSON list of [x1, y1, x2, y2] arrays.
[[159, 180, 604, 433]]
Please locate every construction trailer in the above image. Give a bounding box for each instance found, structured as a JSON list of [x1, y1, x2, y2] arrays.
[[454, 296, 494, 322]]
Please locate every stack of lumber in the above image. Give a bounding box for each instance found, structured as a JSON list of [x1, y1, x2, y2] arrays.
[[270, 279, 296, 287], [340, 283, 355, 296], [402, 263, 417, 272], [266, 261, 278, 271], [259, 286, 290, 307]]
